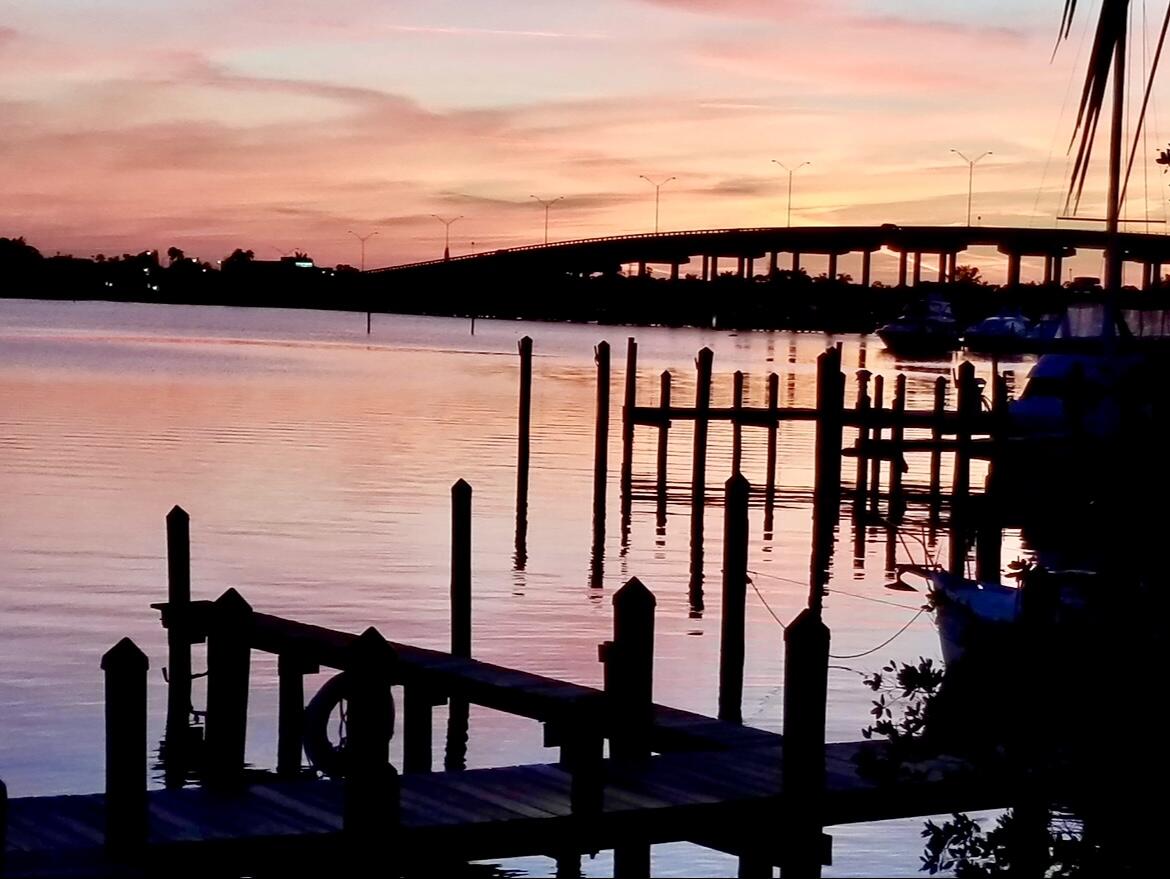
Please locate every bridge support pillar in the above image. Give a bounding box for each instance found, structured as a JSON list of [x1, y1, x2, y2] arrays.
[[791, 251, 801, 273], [746, 256, 754, 279], [1006, 252, 1021, 288], [671, 262, 680, 281], [912, 252, 923, 286], [897, 251, 908, 287], [1154, 262, 1163, 288], [937, 252, 946, 283], [860, 250, 872, 288], [701, 255, 709, 281], [736, 256, 745, 279], [770, 251, 778, 276], [948, 251, 959, 282], [637, 261, 647, 278], [1052, 253, 1064, 286], [1043, 256, 1053, 286], [711, 256, 719, 279], [827, 252, 838, 283]]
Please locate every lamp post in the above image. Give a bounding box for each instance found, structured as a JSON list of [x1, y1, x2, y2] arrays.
[[639, 175, 676, 234], [529, 195, 563, 244], [771, 160, 810, 228], [432, 215, 463, 260], [347, 230, 378, 272], [950, 150, 991, 227]]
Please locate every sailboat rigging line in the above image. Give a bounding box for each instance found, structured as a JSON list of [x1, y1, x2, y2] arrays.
[[1119, 0, 1170, 207], [1142, 0, 1151, 225]]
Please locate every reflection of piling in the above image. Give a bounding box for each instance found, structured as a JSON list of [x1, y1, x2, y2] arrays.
[[868, 374, 884, 514], [446, 480, 472, 771], [731, 370, 744, 475], [164, 505, 191, 788], [656, 371, 671, 527], [889, 373, 907, 522], [764, 372, 779, 533], [689, 348, 714, 613], [718, 474, 750, 724], [515, 337, 532, 568]]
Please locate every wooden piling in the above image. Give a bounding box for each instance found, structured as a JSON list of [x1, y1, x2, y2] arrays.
[[689, 348, 714, 612], [164, 505, 191, 787], [205, 588, 253, 789], [929, 376, 947, 509], [731, 370, 744, 476], [852, 371, 871, 509], [277, 653, 318, 778], [102, 637, 148, 858], [764, 372, 779, 533], [451, 479, 472, 659], [782, 608, 831, 878], [950, 362, 976, 576], [343, 628, 399, 849], [719, 474, 750, 724], [516, 337, 532, 563], [0, 778, 6, 877], [868, 374, 884, 514], [656, 371, 671, 516], [593, 341, 611, 548], [621, 337, 637, 497], [889, 373, 907, 521], [811, 348, 844, 596]]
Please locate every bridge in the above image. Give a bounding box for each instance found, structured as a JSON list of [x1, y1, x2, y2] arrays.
[[369, 224, 1170, 289]]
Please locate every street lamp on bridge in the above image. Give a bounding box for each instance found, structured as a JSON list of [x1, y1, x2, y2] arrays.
[[346, 230, 378, 271], [639, 175, 676, 234], [529, 195, 564, 245], [771, 160, 810, 228], [431, 215, 463, 260], [950, 149, 992, 227]]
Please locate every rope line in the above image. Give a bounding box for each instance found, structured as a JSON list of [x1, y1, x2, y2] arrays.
[[828, 609, 928, 660]]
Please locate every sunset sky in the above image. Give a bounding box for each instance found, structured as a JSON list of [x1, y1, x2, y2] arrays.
[[4, 0, 1170, 269]]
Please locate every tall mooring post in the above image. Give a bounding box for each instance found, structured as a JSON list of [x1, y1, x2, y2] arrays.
[[516, 336, 533, 563], [949, 361, 977, 576], [592, 341, 611, 560], [764, 372, 779, 533], [689, 348, 714, 612], [656, 370, 672, 519], [621, 337, 638, 499], [719, 474, 750, 724], [205, 588, 253, 790], [446, 479, 472, 772], [732, 370, 745, 475], [102, 637, 149, 859], [163, 505, 191, 787]]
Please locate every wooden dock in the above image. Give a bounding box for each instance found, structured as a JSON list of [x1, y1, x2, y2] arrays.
[[1, 346, 1022, 877]]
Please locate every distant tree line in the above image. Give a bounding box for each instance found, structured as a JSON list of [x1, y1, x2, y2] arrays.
[[3, 236, 1168, 333]]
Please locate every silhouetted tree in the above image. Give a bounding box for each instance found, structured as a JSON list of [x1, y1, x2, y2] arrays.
[[221, 248, 255, 272], [166, 246, 185, 266], [954, 264, 987, 285]]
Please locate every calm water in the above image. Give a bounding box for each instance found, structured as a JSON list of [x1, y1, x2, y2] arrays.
[[0, 299, 1018, 876]]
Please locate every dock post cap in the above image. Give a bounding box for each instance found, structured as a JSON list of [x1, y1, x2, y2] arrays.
[[452, 478, 472, 494], [349, 626, 397, 665], [166, 505, 189, 522], [213, 588, 253, 614], [614, 577, 656, 609], [101, 637, 149, 671], [725, 472, 752, 493]]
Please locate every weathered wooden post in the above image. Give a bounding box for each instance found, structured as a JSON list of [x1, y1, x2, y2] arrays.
[[868, 374, 884, 514], [164, 505, 191, 787], [343, 628, 399, 850], [277, 653, 319, 778], [403, 684, 433, 774], [732, 370, 745, 475], [446, 479, 472, 772], [764, 372, 779, 533], [656, 371, 671, 518], [889, 373, 907, 521], [689, 348, 715, 613], [950, 362, 976, 576], [852, 370, 872, 509], [553, 693, 606, 877], [102, 637, 148, 858], [621, 337, 638, 497], [205, 588, 252, 789], [604, 579, 655, 878], [516, 336, 533, 565], [929, 376, 947, 510], [719, 474, 751, 724], [593, 341, 611, 558]]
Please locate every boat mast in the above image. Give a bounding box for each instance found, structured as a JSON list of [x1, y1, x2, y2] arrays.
[[1105, 18, 1126, 294]]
